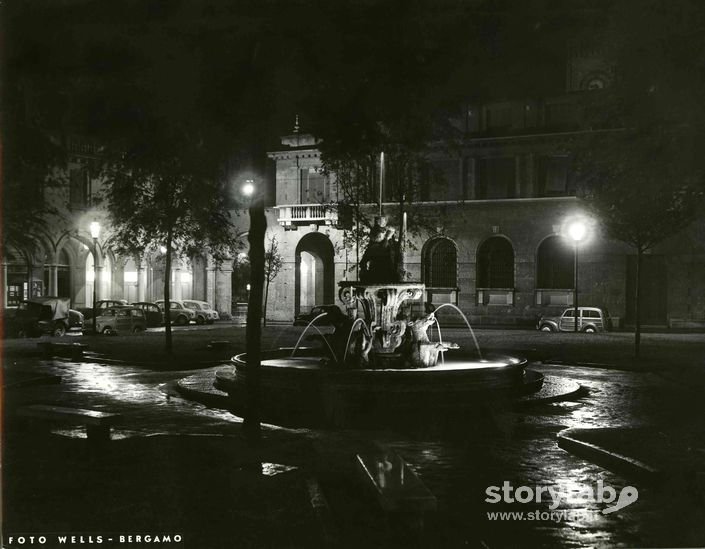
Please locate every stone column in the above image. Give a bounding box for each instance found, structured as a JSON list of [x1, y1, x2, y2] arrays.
[[48, 264, 58, 295], [112, 262, 124, 301], [95, 265, 103, 301], [172, 266, 182, 300], [206, 261, 217, 309], [138, 263, 147, 302], [206, 256, 217, 307], [215, 262, 233, 315]]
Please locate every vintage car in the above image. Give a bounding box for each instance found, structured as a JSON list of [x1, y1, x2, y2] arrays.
[[81, 299, 129, 321], [131, 301, 164, 327], [182, 300, 219, 325], [8, 297, 83, 337], [154, 299, 197, 326], [537, 307, 612, 333], [94, 306, 147, 335]]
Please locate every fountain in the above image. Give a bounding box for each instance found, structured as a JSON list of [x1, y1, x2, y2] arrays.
[[216, 217, 543, 428]]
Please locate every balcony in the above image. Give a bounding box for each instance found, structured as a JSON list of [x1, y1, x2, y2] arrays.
[[276, 204, 338, 228]]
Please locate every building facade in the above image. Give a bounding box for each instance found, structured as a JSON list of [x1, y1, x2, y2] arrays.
[[260, 111, 705, 330], [5, 49, 704, 330], [2, 137, 234, 314]]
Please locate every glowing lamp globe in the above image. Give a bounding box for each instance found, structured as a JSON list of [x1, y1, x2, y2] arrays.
[[568, 221, 587, 242], [242, 181, 255, 197]]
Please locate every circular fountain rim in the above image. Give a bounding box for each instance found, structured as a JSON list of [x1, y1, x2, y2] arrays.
[[231, 347, 528, 372]]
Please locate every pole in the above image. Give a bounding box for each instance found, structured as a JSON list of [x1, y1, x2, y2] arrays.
[[574, 241, 578, 332], [379, 151, 384, 217], [92, 238, 98, 334], [244, 191, 266, 444]]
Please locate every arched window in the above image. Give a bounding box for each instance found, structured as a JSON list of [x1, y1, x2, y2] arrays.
[[423, 238, 457, 288], [477, 237, 514, 288], [536, 236, 574, 289]]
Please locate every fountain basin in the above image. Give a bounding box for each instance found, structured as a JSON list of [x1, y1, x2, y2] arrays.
[[215, 348, 543, 428]]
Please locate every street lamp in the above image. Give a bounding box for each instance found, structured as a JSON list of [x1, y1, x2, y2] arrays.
[[89, 221, 101, 335], [567, 220, 587, 332], [242, 180, 255, 197], [241, 179, 265, 443]]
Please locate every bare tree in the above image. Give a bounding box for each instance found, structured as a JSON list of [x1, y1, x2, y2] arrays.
[[262, 236, 284, 327]]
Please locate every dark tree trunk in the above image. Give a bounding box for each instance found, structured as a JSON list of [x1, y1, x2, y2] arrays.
[[244, 196, 266, 444], [164, 229, 173, 355], [634, 246, 643, 358]]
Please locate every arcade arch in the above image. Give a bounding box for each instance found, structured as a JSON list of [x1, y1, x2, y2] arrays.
[[295, 232, 335, 315]]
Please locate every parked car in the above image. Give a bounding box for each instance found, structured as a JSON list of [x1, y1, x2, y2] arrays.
[[293, 305, 338, 326], [7, 297, 83, 337], [537, 307, 612, 333], [154, 299, 197, 326], [131, 302, 164, 327], [95, 306, 147, 335], [83, 299, 129, 320], [68, 309, 85, 332], [182, 300, 219, 325]]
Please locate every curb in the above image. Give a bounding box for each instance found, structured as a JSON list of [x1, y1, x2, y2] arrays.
[[173, 377, 231, 410], [543, 359, 641, 371], [515, 376, 586, 407], [557, 428, 661, 481], [71, 354, 230, 370]]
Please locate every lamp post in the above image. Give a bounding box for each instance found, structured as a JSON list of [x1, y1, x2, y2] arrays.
[[242, 179, 265, 443], [568, 220, 587, 333], [89, 221, 101, 335]]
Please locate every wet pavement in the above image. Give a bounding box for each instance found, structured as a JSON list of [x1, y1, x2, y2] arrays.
[[3, 344, 705, 547], [374, 364, 705, 548]]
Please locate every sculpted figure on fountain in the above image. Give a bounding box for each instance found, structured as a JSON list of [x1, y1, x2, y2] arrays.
[[359, 216, 399, 284], [401, 312, 459, 368], [319, 305, 375, 369]]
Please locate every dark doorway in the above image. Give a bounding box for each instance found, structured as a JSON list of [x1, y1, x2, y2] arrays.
[[295, 232, 335, 316]]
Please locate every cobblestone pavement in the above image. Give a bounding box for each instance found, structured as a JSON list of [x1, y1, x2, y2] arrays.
[[4, 336, 705, 547]]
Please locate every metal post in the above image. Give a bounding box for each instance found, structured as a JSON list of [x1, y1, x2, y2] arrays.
[[574, 242, 578, 332], [92, 238, 98, 334], [379, 151, 384, 216]]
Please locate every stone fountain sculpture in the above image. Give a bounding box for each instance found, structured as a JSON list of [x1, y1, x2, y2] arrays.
[[214, 217, 539, 428], [336, 216, 457, 369]]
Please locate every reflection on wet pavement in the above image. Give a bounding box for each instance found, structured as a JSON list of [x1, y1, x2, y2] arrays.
[[10, 359, 244, 438], [7, 358, 702, 547]]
